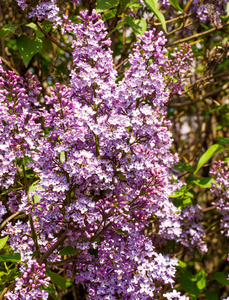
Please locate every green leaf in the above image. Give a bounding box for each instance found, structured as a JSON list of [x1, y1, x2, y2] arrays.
[[168, 0, 182, 11], [102, 9, 117, 21], [96, 0, 120, 12], [173, 196, 192, 208], [128, 3, 142, 10], [227, 2, 229, 16], [46, 269, 66, 291], [205, 104, 227, 115], [29, 182, 44, 203], [170, 185, 196, 198], [26, 23, 44, 38], [0, 24, 18, 38], [196, 270, 206, 290], [126, 16, 147, 36], [179, 269, 206, 299], [0, 272, 7, 277], [194, 144, 225, 174], [0, 253, 21, 262], [212, 272, 229, 285], [0, 236, 8, 250], [186, 177, 216, 189], [178, 260, 187, 268], [17, 35, 43, 67], [59, 245, 79, 256], [173, 162, 194, 173], [107, 20, 126, 37], [143, 0, 167, 32], [218, 136, 229, 145], [41, 283, 61, 300], [41, 20, 52, 33], [205, 291, 218, 300]]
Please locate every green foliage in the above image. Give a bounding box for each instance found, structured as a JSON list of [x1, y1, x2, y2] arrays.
[[46, 269, 66, 292], [168, 0, 182, 11], [0, 244, 21, 292], [17, 35, 43, 67], [186, 176, 216, 188], [41, 283, 62, 300], [212, 272, 229, 285], [205, 291, 218, 300], [59, 245, 79, 255], [179, 269, 206, 299], [173, 162, 195, 173], [218, 136, 229, 145], [170, 185, 195, 208], [96, 0, 120, 12], [0, 236, 8, 250], [126, 16, 147, 36], [143, 0, 167, 32], [0, 253, 21, 262], [194, 144, 225, 174], [0, 24, 18, 38]]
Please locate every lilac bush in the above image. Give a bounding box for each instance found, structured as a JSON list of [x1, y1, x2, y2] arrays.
[[0, 1, 219, 299]]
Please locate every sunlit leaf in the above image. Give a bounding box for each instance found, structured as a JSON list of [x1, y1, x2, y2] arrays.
[[17, 35, 43, 67]]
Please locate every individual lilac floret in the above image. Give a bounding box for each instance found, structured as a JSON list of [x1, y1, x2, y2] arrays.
[[4, 260, 50, 300]]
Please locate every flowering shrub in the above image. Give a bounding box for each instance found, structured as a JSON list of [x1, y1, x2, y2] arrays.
[[0, 0, 229, 299]]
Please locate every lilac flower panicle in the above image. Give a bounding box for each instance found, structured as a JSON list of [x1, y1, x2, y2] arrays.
[[210, 161, 229, 259], [0, 7, 205, 299], [4, 260, 50, 300]]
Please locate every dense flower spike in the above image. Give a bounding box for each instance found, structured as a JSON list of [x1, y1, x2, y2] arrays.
[[210, 161, 229, 259], [4, 260, 50, 300], [0, 6, 203, 300]]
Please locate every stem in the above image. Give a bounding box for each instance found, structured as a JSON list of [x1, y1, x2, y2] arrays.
[[95, 134, 100, 157], [168, 21, 229, 46], [37, 230, 69, 264], [34, 21, 72, 55], [22, 158, 40, 257], [168, 81, 229, 108], [0, 212, 21, 232], [29, 215, 40, 258], [0, 288, 8, 300], [47, 222, 113, 266]]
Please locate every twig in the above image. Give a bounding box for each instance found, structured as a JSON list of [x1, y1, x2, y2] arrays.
[[154, 13, 193, 25], [34, 21, 72, 55], [0, 211, 21, 231], [168, 81, 229, 108], [0, 56, 19, 75], [167, 21, 196, 36], [168, 21, 229, 46], [115, 58, 128, 70], [37, 230, 68, 264], [202, 205, 216, 213]]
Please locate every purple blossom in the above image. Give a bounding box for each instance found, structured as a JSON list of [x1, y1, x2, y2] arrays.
[[0, 8, 201, 299]]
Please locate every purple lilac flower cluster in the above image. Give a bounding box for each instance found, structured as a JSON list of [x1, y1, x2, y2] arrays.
[[159, 0, 229, 24], [4, 260, 50, 300], [15, 0, 63, 25], [210, 161, 229, 259], [0, 8, 204, 299]]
